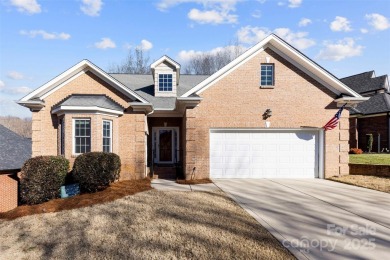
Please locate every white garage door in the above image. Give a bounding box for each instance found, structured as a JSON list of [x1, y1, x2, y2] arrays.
[[210, 130, 319, 178]]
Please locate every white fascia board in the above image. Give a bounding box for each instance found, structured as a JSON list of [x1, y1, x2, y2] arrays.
[[267, 39, 362, 98], [150, 55, 180, 69], [19, 59, 149, 104], [334, 97, 369, 107], [182, 34, 363, 99], [52, 105, 124, 116], [181, 37, 269, 97], [129, 102, 154, 113]]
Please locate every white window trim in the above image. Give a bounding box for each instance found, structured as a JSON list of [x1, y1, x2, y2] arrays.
[[102, 120, 113, 153], [260, 63, 275, 87], [158, 73, 173, 92], [72, 118, 91, 155]]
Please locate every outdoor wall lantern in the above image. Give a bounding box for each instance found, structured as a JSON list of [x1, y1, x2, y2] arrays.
[[263, 108, 272, 120]]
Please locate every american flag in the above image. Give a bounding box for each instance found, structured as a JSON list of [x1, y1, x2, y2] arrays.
[[323, 104, 346, 131]]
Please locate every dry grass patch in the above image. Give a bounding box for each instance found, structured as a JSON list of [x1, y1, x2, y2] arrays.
[[328, 175, 390, 193], [176, 178, 213, 185], [0, 190, 294, 259], [0, 179, 152, 220]]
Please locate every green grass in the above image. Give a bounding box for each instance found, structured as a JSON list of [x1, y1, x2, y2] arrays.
[[350, 154, 390, 165]]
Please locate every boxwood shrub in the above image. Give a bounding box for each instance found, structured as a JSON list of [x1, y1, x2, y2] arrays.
[[20, 156, 69, 205], [72, 152, 121, 193]]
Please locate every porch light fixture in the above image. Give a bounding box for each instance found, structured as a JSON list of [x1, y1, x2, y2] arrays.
[[263, 109, 272, 120]]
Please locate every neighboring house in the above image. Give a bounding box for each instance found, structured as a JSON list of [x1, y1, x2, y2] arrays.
[[18, 34, 367, 180], [340, 71, 390, 152], [0, 124, 32, 212]]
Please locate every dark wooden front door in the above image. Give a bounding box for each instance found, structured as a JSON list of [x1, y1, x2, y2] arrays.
[[159, 130, 172, 162]]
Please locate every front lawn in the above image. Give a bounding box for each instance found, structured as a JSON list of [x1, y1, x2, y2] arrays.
[[349, 154, 390, 165], [328, 175, 390, 193], [0, 190, 294, 259]]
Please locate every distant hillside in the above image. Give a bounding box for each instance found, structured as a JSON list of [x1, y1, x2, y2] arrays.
[[0, 116, 32, 138]]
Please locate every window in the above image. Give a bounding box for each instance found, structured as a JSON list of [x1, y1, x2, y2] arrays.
[[73, 119, 91, 154], [159, 74, 173, 91], [102, 120, 112, 152], [261, 64, 274, 86]]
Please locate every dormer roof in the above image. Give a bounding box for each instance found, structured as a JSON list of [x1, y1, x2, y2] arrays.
[[151, 55, 181, 84]]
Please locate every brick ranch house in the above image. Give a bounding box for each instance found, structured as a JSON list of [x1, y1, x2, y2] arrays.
[[340, 71, 390, 152], [18, 34, 367, 180]]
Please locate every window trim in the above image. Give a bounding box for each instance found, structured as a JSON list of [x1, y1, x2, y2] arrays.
[[260, 63, 275, 88], [72, 118, 91, 155], [102, 120, 112, 153], [158, 73, 173, 92]]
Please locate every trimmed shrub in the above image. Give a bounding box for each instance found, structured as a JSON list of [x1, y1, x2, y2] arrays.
[[72, 152, 121, 193], [349, 148, 363, 154], [20, 156, 69, 205]]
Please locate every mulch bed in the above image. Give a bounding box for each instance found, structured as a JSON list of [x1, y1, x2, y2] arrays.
[[176, 178, 213, 185], [0, 178, 152, 221]]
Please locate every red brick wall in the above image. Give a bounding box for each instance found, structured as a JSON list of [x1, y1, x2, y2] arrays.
[[183, 48, 349, 179], [31, 71, 147, 180], [0, 174, 18, 212]]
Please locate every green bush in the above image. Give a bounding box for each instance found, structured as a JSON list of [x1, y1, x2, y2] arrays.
[[20, 156, 69, 205], [72, 152, 121, 193]]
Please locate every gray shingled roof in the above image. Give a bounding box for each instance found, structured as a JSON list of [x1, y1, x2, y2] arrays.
[[110, 74, 209, 109], [0, 125, 32, 171], [350, 93, 390, 115], [55, 95, 124, 111], [340, 71, 388, 94]]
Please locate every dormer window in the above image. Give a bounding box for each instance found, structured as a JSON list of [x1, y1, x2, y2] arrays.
[[159, 74, 173, 91]]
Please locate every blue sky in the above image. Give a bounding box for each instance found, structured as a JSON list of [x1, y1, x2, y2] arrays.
[[1, 0, 389, 118]]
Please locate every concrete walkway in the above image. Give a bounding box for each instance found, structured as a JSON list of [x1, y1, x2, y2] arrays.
[[214, 179, 390, 260], [151, 179, 220, 192]]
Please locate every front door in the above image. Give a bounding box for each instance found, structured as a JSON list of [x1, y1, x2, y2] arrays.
[[159, 130, 172, 162], [153, 127, 179, 163]]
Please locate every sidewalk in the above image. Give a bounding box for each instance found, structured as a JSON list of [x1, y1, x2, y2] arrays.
[[151, 179, 220, 192]]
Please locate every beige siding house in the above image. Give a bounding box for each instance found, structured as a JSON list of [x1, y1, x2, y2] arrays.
[[18, 35, 367, 180]]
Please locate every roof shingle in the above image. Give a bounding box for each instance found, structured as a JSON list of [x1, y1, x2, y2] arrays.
[[0, 125, 32, 171]]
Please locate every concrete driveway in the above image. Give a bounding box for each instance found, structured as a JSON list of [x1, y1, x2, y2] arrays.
[[214, 179, 390, 260]]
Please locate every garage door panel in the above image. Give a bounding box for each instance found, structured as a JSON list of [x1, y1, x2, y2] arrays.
[[210, 130, 319, 179]]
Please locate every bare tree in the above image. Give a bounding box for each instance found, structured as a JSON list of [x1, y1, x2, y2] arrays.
[[109, 48, 151, 74], [0, 116, 32, 138], [184, 41, 246, 75]]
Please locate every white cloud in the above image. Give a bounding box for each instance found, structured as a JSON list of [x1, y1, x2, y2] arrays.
[[298, 18, 311, 27], [188, 8, 237, 24], [80, 0, 103, 16], [360, 28, 368, 34], [139, 39, 153, 50], [5, 86, 32, 95], [0, 80, 5, 90], [157, 0, 239, 24], [330, 16, 352, 32], [236, 26, 315, 50], [365, 13, 390, 31], [20, 30, 71, 40], [178, 45, 246, 63], [251, 9, 261, 18], [7, 71, 25, 80], [236, 26, 270, 45], [94, 38, 116, 49], [317, 38, 363, 61], [10, 0, 41, 14], [288, 0, 302, 8]]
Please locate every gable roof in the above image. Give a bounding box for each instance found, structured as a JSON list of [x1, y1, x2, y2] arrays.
[[350, 92, 390, 116], [340, 71, 389, 94], [110, 74, 208, 109], [182, 34, 364, 100], [0, 125, 31, 171], [18, 59, 149, 107]]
